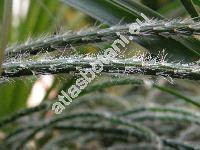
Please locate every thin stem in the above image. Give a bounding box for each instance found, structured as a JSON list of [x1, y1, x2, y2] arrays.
[[80, 78, 200, 107], [118, 105, 200, 118], [2, 57, 200, 80], [54, 125, 197, 149], [162, 138, 198, 149], [80, 77, 143, 95], [130, 112, 200, 125], [0, 102, 49, 128], [154, 85, 200, 108], [14, 112, 158, 149], [5, 20, 200, 58]]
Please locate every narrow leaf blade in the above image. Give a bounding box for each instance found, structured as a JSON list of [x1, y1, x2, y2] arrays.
[[180, 0, 199, 19]]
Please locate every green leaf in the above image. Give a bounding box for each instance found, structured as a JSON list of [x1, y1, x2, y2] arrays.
[[0, 0, 4, 23], [19, 0, 62, 41], [158, 0, 186, 17], [109, 0, 164, 19], [18, 0, 42, 41], [137, 35, 200, 61], [171, 37, 200, 58], [32, 0, 60, 34], [0, 79, 33, 118], [60, 0, 138, 26], [180, 0, 199, 19], [193, 0, 200, 6], [154, 85, 200, 108]]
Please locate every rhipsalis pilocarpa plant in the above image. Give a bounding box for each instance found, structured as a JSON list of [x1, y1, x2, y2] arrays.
[[0, 0, 200, 149]]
